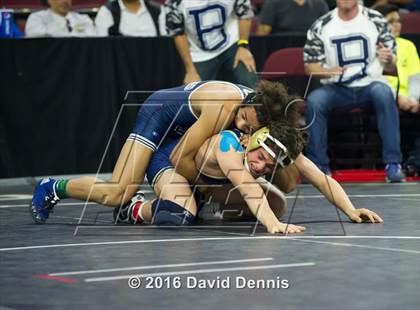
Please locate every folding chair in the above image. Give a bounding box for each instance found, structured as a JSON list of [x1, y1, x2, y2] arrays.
[[261, 47, 305, 79], [400, 12, 420, 34], [2, 0, 45, 10]]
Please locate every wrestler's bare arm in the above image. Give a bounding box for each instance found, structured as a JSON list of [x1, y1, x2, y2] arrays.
[[294, 154, 383, 223], [215, 139, 305, 234], [170, 84, 241, 183]]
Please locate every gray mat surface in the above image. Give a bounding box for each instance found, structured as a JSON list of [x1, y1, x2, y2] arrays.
[[0, 182, 419, 310]]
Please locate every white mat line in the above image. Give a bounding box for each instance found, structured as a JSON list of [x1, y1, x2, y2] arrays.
[[1, 235, 419, 252], [0, 194, 33, 201], [75, 225, 254, 229], [50, 257, 274, 276], [290, 239, 420, 255], [286, 194, 420, 199], [1, 193, 419, 209], [85, 262, 315, 283], [389, 198, 420, 202], [0, 202, 97, 209]]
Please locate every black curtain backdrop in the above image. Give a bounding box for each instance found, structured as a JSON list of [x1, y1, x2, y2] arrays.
[[0, 37, 184, 177], [0, 34, 419, 178]]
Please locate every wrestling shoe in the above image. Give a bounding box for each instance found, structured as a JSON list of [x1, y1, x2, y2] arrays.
[[29, 178, 60, 224], [385, 164, 406, 183], [113, 191, 146, 224]]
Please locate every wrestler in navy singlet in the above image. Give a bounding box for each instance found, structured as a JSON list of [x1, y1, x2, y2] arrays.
[[146, 129, 243, 187], [127, 81, 253, 152]]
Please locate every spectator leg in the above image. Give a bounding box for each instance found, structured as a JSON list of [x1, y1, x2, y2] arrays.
[[222, 44, 259, 88], [360, 82, 403, 164], [304, 85, 351, 167], [232, 61, 259, 88], [194, 57, 220, 80]]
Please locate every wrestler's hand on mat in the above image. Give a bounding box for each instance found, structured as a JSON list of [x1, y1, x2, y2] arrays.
[[348, 208, 384, 224], [268, 222, 306, 234]]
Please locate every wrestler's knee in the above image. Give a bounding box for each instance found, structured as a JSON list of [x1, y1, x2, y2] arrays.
[[151, 199, 197, 226]]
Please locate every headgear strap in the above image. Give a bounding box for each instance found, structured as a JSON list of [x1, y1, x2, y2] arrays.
[[246, 127, 293, 168]]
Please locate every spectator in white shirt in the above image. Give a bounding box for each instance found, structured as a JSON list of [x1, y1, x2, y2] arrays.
[[95, 0, 166, 37], [25, 0, 96, 37]]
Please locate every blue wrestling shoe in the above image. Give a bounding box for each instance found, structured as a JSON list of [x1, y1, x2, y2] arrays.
[[385, 163, 406, 183], [29, 178, 60, 224]]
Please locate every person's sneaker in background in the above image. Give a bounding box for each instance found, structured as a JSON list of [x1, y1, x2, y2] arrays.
[[385, 163, 406, 183]]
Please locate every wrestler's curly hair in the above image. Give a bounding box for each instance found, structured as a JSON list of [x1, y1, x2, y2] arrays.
[[265, 120, 307, 161], [252, 80, 301, 128]]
